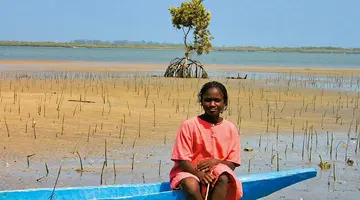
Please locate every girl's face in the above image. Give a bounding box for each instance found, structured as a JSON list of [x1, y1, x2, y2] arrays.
[[201, 87, 225, 117]]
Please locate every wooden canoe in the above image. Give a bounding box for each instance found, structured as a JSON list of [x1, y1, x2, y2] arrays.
[[0, 168, 317, 200]]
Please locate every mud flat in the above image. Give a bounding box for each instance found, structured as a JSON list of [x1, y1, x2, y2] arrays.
[[0, 60, 359, 199]]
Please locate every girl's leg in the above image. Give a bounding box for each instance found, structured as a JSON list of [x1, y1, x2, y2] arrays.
[[211, 173, 229, 200], [180, 177, 203, 200]]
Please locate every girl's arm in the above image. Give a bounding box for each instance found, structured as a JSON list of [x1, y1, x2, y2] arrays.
[[179, 160, 199, 175], [197, 159, 237, 172], [219, 160, 236, 171], [179, 160, 215, 185]]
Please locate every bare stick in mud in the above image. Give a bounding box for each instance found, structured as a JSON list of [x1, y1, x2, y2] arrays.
[[158, 160, 162, 177], [345, 119, 354, 161], [131, 153, 136, 171], [356, 128, 360, 153], [248, 157, 253, 173], [138, 113, 141, 137], [153, 102, 156, 127], [292, 122, 295, 150], [87, 126, 91, 142], [302, 129, 306, 160], [276, 151, 280, 172], [333, 163, 336, 185], [113, 159, 117, 184], [61, 114, 65, 135], [25, 121, 28, 133], [335, 141, 346, 160], [105, 139, 107, 166], [48, 165, 62, 200], [4, 117, 10, 137], [32, 119, 36, 139], [132, 136, 137, 148], [27, 153, 35, 168], [259, 135, 262, 152], [100, 161, 106, 185], [45, 163, 49, 176], [121, 126, 127, 145], [142, 173, 146, 183], [330, 133, 334, 160], [326, 131, 329, 147], [76, 151, 83, 173], [321, 109, 328, 130]]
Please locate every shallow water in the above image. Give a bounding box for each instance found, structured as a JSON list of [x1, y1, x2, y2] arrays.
[[2, 46, 360, 68]]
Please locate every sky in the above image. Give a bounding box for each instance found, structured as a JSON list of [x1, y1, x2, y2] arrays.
[[0, 0, 359, 47]]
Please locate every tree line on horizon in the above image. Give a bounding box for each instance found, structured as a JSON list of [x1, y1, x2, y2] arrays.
[[0, 40, 359, 54]]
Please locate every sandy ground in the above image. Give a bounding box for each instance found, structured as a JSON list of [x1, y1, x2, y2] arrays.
[[0, 60, 359, 199]]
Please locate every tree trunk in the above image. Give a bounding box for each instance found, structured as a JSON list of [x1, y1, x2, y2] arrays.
[[183, 49, 190, 77]]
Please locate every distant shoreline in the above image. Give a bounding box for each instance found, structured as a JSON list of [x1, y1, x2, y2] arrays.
[[1, 60, 360, 75], [1, 41, 360, 54]]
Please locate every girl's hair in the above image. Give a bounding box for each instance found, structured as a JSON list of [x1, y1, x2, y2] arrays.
[[198, 81, 228, 107]]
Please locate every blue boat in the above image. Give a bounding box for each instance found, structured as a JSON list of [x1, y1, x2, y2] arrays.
[[0, 168, 317, 200]]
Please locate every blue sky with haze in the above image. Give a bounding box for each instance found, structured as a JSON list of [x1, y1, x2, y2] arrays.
[[0, 0, 359, 47]]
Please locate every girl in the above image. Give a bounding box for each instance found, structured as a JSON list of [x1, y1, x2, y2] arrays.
[[169, 81, 243, 200]]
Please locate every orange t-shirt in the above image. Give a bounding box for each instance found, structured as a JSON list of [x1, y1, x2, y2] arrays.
[[170, 116, 241, 180]]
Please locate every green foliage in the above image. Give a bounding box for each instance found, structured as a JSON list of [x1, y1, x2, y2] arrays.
[[169, 0, 214, 56]]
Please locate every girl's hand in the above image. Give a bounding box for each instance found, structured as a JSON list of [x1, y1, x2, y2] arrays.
[[196, 159, 220, 172], [195, 171, 215, 185]]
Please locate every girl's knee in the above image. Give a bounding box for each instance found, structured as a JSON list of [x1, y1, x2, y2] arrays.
[[180, 177, 201, 194], [217, 173, 230, 184]]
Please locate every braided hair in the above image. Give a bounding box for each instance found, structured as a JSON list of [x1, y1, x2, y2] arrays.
[[198, 81, 228, 108]]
